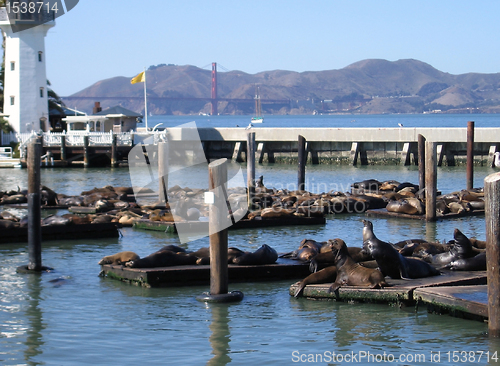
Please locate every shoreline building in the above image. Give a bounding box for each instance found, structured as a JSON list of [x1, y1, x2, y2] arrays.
[[0, 7, 55, 133]]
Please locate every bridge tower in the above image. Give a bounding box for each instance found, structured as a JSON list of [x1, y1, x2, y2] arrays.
[[211, 62, 217, 115], [0, 5, 55, 133]]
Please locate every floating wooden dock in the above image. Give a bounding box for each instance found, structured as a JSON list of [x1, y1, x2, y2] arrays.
[[132, 216, 326, 233], [365, 208, 485, 220], [100, 257, 312, 287], [289, 270, 487, 321], [0, 222, 120, 244]]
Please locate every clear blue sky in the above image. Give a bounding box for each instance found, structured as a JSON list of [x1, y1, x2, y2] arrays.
[[44, 0, 500, 96]]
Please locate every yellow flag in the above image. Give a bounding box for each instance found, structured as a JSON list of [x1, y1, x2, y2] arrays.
[[131, 71, 145, 84]]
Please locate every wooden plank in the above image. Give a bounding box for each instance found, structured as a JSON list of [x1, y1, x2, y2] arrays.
[[414, 285, 488, 320], [100, 257, 312, 287]]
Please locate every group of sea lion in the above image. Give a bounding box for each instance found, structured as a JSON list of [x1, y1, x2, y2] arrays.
[[293, 219, 486, 297], [351, 178, 484, 216], [98, 243, 279, 269]]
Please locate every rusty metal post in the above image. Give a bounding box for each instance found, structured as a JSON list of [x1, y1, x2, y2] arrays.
[[485, 172, 500, 337], [467, 121, 475, 190]]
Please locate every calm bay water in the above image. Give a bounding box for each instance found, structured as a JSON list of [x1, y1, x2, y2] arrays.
[[2, 114, 500, 365]]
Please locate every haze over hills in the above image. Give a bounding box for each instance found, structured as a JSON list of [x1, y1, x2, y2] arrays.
[[65, 59, 500, 116]]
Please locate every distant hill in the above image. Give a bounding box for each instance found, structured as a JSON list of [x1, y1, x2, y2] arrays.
[[64, 59, 500, 115]]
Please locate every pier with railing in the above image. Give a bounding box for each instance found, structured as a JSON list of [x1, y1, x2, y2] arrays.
[[10, 126, 500, 168]]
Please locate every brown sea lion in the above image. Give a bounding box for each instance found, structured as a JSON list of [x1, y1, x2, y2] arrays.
[[232, 244, 278, 265], [386, 199, 418, 215], [125, 250, 197, 268], [327, 238, 389, 293], [470, 237, 487, 249], [98, 251, 140, 265], [293, 266, 338, 298], [362, 220, 440, 279], [309, 245, 372, 272], [0, 218, 19, 229]]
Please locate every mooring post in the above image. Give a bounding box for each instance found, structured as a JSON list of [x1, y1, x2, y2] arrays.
[[425, 141, 437, 222], [418, 134, 426, 191], [83, 135, 89, 167], [484, 172, 500, 337], [27, 140, 42, 271], [60, 135, 66, 164], [467, 121, 475, 190], [298, 135, 306, 191], [111, 133, 118, 168], [158, 141, 168, 206], [196, 158, 243, 303], [247, 132, 256, 210]]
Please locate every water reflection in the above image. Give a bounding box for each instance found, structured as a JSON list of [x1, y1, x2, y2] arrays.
[[206, 303, 232, 366], [23, 273, 45, 365]]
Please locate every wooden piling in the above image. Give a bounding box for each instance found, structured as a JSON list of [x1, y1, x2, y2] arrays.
[[247, 132, 255, 210], [196, 158, 243, 303], [484, 172, 500, 337], [467, 121, 475, 190], [418, 134, 426, 191], [425, 141, 437, 222], [60, 135, 66, 163], [83, 135, 89, 167], [27, 141, 42, 271], [209, 158, 229, 295], [158, 141, 168, 205], [298, 135, 306, 191], [111, 133, 118, 167]]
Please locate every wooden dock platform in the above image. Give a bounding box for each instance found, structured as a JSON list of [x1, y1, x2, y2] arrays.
[[289, 270, 488, 321], [100, 257, 312, 287], [414, 285, 488, 321], [0, 222, 120, 244], [132, 216, 326, 233], [365, 208, 485, 220]]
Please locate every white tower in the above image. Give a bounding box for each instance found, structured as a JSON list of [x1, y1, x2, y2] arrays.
[[0, 7, 54, 133]]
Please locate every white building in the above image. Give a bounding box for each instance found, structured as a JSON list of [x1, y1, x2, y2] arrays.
[[0, 7, 55, 133]]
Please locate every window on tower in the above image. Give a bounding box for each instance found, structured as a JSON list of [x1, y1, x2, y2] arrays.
[[10, 62, 15, 71], [40, 87, 44, 98], [10, 96, 14, 105], [38, 52, 43, 62]]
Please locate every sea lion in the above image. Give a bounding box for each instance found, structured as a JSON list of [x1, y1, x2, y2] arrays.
[[294, 266, 338, 298], [327, 238, 389, 293], [41, 215, 71, 226], [399, 241, 449, 258], [362, 220, 440, 279], [309, 245, 372, 272], [98, 251, 140, 265], [126, 250, 197, 268], [386, 199, 419, 215], [232, 244, 278, 265], [156, 245, 187, 253], [470, 237, 487, 249], [351, 179, 381, 191], [41, 186, 58, 206], [0, 211, 19, 222], [0, 218, 19, 229], [441, 252, 486, 271], [427, 228, 475, 266]]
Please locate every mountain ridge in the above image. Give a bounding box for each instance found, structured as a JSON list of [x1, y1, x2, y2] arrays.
[[66, 59, 500, 115]]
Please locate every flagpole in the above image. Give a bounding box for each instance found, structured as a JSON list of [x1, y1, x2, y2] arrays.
[[143, 67, 148, 130]]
